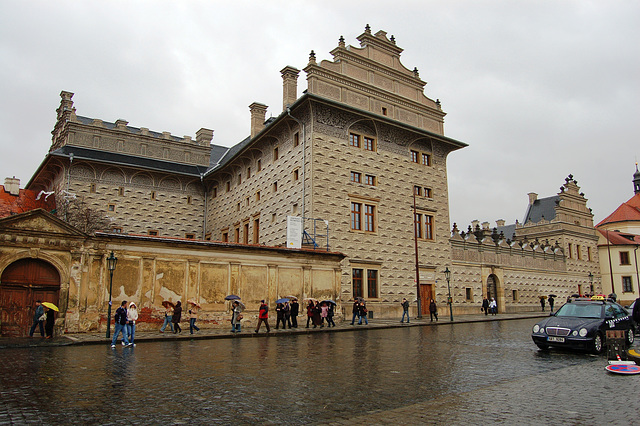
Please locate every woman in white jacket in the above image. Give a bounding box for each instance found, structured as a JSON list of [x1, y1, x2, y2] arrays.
[[127, 302, 139, 345]]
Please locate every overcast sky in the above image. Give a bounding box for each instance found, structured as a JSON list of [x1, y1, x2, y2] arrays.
[[1, 1, 638, 230]]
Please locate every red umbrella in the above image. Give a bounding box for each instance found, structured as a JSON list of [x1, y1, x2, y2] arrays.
[[162, 301, 175, 308]]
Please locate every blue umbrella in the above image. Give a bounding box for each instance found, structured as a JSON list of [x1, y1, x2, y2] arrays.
[[225, 295, 241, 300], [275, 298, 290, 304]]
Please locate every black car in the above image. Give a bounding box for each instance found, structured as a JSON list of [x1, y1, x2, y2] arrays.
[[531, 297, 635, 354]]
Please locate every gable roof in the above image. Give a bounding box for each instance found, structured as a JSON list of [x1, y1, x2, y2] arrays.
[[597, 228, 640, 246], [596, 193, 640, 227], [523, 195, 559, 224], [0, 208, 87, 237]]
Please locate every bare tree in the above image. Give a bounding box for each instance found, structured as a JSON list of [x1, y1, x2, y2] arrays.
[[56, 196, 114, 235]]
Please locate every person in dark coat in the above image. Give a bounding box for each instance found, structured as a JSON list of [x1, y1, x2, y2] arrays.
[[481, 297, 489, 316], [632, 297, 640, 334], [29, 300, 45, 337], [275, 303, 285, 329], [290, 299, 299, 328], [110, 300, 130, 347], [284, 302, 292, 329], [350, 300, 359, 325], [312, 301, 322, 328], [548, 296, 555, 312], [429, 299, 438, 322], [326, 302, 336, 327], [357, 301, 368, 325], [44, 306, 55, 339], [255, 300, 270, 333], [540, 297, 545, 312], [400, 298, 410, 323], [172, 301, 182, 334]]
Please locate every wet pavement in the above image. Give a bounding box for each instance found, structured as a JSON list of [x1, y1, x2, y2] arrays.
[[1, 313, 638, 425]]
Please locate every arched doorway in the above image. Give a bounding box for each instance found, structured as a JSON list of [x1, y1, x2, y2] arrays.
[[0, 258, 61, 337], [487, 274, 498, 301]]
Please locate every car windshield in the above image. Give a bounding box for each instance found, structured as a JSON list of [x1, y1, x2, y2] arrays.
[[555, 303, 602, 319]]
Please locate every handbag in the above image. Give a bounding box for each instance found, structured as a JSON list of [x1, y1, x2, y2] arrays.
[[236, 314, 243, 320], [39, 313, 47, 321]]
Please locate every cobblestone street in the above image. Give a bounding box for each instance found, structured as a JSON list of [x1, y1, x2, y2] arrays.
[[1, 314, 638, 425]]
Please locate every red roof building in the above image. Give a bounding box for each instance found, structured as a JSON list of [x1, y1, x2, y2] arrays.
[[0, 177, 56, 219]]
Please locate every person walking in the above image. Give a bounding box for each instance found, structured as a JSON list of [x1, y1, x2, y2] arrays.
[[44, 306, 56, 339], [481, 297, 489, 316], [284, 301, 292, 329], [126, 302, 138, 346], [320, 302, 328, 327], [275, 303, 285, 329], [111, 300, 131, 347], [29, 300, 45, 337], [231, 301, 243, 333], [357, 301, 368, 325], [172, 301, 182, 334], [290, 298, 299, 328], [326, 302, 336, 327], [429, 299, 438, 322], [255, 300, 270, 333], [188, 302, 200, 334], [306, 300, 315, 328], [489, 297, 497, 316], [540, 297, 545, 312], [400, 298, 410, 323], [548, 295, 555, 313], [160, 303, 174, 333], [312, 301, 322, 328], [350, 300, 360, 325]]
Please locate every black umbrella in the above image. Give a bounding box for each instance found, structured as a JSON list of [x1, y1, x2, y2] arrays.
[[225, 295, 241, 301], [548, 294, 557, 298], [322, 300, 337, 305]]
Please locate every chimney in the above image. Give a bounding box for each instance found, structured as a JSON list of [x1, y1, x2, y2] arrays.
[[196, 128, 214, 146], [249, 102, 268, 138], [496, 219, 506, 227], [528, 192, 538, 205], [4, 177, 20, 196], [280, 66, 300, 111]]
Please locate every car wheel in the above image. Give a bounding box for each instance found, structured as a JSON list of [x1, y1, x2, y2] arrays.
[[628, 329, 635, 346], [535, 342, 549, 350], [591, 332, 604, 354]]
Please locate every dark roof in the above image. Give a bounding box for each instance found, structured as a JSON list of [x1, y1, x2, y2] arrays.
[[495, 223, 517, 240], [523, 196, 559, 224], [50, 146, 209, 177]]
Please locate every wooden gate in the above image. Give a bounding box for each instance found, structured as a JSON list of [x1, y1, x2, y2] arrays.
[[0, 258, 60, 337], [420, 283, 434, 317]]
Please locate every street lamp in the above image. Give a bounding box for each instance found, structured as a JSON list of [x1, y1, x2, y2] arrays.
[[588, 271, 594, 295], [444, 267, 453, 322], [105, 251, 118, 338]]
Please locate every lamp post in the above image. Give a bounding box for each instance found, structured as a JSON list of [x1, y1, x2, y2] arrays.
[[444, 267, 453, 322], [105, 251, 118, 338], [588, 271, 594, 295]]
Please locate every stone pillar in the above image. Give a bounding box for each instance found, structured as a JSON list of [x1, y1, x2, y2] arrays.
[[196, 128, 214, 146]]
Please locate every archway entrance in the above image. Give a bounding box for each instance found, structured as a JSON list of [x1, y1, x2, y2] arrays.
[[0, 258, 61, 337], [487, 274, 498, 300]]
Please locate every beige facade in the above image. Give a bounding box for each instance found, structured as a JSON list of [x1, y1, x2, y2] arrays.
[[0, 209, 343, 335]]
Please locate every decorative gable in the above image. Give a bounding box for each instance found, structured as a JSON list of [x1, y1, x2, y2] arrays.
[[0, 208, 87, 237]]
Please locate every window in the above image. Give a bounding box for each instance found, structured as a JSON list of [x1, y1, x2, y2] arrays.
[[365, 175, 376, 186], [212, 187, 217, 198], [150, 191, 156, 200], [257, 159, 262, 172], [187, 195, 192, 204], [352, 269, 363, 298], [568, 243, 572, 259], [364, 137, 375, 151], [148, 230, 158, 236], [247, 167, 251, 178], [622, 276, 633, 293], [424, 187, 432, 198], [237, 202, 241, 211], [293, 169, 299, 181], [246, 197, 250, 207], [411, 150, 419, 163], [422, 153, 431, 166], [118, 187, 124, 196], [587, 247, 592, 261], [352, 267, 380, 299], [108, 204, 116, 212], [222, 231, 228, 242], [351, 202, 376, 233], [415, 213, 434, 240], [185, 233, 195, 239], [90, 183, 96, 193], [512, 290, 519, 302], [620, 251, 630, 265], [367, 270, 378, 298], [466, 288, 473, 301], [243, 223, 249, 244], [349, 133, 361, 148], [294, 132, 299, 147], [351, 202, 362, 230], [273, 147, 279, 161], [205, 233, 211, 241], [226, 182, 230, 192], [576, 245, 582, 260], [273, 181, 278, 192], [238, 174, 242, 185], [382, 107, 387, 116], [350, 171, 362, 183], [111, 227, 122, 233], [256, 191, 261, 201], [365, 205, 375, 232], [414, 186, 422, 196], [254, 219, 260, 244], [411, 150, 432, 166], [235, 227, 240, 243]]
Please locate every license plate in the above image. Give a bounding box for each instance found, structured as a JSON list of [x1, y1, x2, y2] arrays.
[[548, 336, 565, 343]]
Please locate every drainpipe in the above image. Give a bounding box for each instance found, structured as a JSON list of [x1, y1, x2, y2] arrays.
[[286, 108, 305, 219]]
